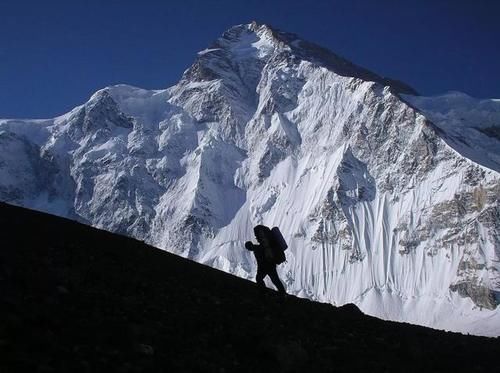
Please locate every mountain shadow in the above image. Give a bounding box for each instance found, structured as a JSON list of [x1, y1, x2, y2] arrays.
[[1, 202, 499, 372]]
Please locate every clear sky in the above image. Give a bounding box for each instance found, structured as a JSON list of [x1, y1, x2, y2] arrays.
[[1, 0, 499, 118]]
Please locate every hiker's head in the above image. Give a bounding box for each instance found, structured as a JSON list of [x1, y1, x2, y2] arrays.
[[245, 241, 254, 250], [254, 232, 263, 244], [253, 225, 267, 244]]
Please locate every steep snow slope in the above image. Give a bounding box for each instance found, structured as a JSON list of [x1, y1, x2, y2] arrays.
[[1, 22, 499, 335]]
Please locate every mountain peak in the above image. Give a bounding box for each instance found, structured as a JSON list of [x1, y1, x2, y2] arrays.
[[221, 21, 275, 38], [2, 22, 499, 338], [191, 22, 417, 95], [204, 21, 283, 59]]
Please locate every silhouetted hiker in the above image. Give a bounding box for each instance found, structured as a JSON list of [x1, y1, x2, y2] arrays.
[[245, 241, 286, 294], [245, 225, 288, 294]]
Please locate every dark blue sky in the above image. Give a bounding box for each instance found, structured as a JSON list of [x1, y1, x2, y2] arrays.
[[1, 0, 499, 118]]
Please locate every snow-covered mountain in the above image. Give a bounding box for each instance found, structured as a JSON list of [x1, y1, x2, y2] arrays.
[[1, 22, 499, 336]]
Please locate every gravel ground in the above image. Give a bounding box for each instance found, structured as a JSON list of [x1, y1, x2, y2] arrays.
[[1, 202, 499, 372]]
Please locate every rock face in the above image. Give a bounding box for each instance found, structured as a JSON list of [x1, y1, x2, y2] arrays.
[[1, 22, 499, 335]]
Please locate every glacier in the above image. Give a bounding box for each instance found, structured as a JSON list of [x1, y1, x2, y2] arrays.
[[1, 22, 499, 336]]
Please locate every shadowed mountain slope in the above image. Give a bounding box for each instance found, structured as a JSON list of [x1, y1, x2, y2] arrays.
[[1, 201, 499, 372]]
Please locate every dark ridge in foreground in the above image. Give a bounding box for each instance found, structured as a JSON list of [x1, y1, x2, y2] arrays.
[[1, 202, 498, 372]]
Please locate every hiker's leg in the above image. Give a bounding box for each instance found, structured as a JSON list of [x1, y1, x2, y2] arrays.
[[268, 266, 286, 294], [256, 267, 266, 289]]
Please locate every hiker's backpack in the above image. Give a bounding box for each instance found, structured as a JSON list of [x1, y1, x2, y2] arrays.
[[253, 225, 288, 265]]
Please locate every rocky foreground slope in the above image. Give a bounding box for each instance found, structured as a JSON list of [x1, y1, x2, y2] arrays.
[[0, 22, 499, 335], [1, 202, 499, 373]]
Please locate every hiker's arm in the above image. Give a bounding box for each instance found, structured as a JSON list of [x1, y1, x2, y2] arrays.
[[245, 243, 261, 252]]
